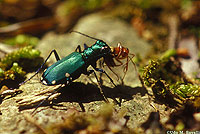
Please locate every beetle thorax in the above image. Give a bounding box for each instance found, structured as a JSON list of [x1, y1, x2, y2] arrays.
[[82, 40, 111, 62]]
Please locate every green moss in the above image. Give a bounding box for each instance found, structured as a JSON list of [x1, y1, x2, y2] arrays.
[[10, 62, 26, 77], [0, 46, 40, 69], [3, 70, 15, 80], [160, 49, 177, 59], [0, 62, 26, 81], [0, 46, 42, 86], [170, 82, 200, 99], [3, 34, 39, 46], [143, 57, 188, 88], [142, 56, 199, 107]]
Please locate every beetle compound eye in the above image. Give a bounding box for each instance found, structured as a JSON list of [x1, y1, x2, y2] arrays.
[[100, 47, 106, 53], [101, 46, 111, 54]]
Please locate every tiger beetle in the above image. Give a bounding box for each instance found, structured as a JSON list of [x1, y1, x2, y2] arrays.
[[19, 31, 117, 114]]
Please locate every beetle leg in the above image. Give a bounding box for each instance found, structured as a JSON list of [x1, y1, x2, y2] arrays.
[[93, 67, 116, 87], [91, 62, 116, 87], [91, 67, 123, 106], [75, 44, 89, 53], [86, 69, 109, 103], [84, 43, 89, 49], [51, 49, 61, 61], [75, 45, 82, 52], [19, 49, 61, 86]]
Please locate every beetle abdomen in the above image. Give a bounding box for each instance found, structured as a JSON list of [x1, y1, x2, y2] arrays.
[[41, 52, 85, 85]]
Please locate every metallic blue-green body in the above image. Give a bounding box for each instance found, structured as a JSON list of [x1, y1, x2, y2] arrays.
[[41, 40, 111, 85]]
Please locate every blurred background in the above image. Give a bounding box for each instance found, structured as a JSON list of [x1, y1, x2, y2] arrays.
[[0, 0, 199, 47], [0, 0, 200, 133], [0, 0, 200, 85], [0, 0, 200, 82]]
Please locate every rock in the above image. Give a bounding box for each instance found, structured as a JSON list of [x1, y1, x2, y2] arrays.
[[0, 13, 156, 134], [177, 36, 199, 77], [38, 12, 151, 59]]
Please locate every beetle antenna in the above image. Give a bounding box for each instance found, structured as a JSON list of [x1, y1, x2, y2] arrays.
[[70, 31, 100, 41]]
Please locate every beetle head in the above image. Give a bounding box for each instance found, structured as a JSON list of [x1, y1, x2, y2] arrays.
[[93, 40, 111, 55]]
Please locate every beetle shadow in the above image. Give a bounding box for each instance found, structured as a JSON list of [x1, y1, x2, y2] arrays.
[[18, 82, 148, 112], [52, 82, 148, 109]]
